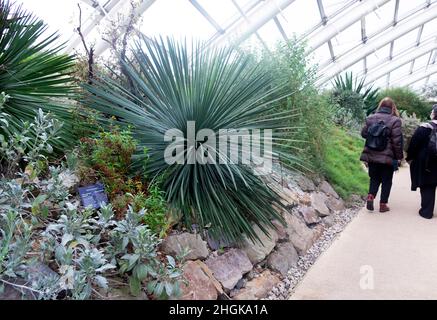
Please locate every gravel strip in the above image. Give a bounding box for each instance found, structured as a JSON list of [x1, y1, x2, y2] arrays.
[[265, 205, 362, 300]]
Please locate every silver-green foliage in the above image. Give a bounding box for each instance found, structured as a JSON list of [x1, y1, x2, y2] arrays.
[[0, 108, 62, 177], [0, 176, 184, 299]]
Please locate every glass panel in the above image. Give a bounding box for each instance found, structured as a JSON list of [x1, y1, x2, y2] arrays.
[[239, 33, 264, 53], [196, 0, 240, 28], [392, 28, 420, 57], [412, 54, 431, 73], [410, 78, 427, 91], [20, 0, 83, 44], [365, 0, 396, 38], [366, 43, 391, 72], [139, 0, 216, 40], [343, 59, 364, 78], [332, 20, 361, 59], [323, 0, 354, 18], [389, 62, 412, 83], [310, 42, 331, 68], [420, 18, 437, 42], [278, 0, 322, 39], [257, 20, 284, 49], [397, 0, 427, 19]]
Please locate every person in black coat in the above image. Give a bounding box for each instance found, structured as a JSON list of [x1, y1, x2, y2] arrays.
[[406, 104, 437, 219]]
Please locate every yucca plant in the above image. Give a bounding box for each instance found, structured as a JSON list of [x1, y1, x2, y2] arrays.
[[333, 72, 379, 115], [84, 36, 302, 243], [0, 0, 76, 147]]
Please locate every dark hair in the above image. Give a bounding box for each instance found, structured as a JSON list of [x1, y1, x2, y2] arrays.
[[377, 97, 399, 117]]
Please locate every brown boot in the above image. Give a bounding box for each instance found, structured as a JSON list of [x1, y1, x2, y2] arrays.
[[366, 194, 375, 211], [379, 203, 390, 212]]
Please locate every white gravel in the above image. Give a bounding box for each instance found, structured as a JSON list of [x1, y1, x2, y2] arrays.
[[265, 205, 362, 300]]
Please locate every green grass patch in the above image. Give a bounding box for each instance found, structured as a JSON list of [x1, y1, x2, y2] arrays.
[[322, 126, 368, 199]]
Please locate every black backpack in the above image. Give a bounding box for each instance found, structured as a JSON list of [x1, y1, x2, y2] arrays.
[[427, 122, 437, 158], [365, 120, 389, 151]]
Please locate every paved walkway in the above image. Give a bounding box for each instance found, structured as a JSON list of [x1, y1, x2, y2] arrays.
[[290, 166, 437, 300]]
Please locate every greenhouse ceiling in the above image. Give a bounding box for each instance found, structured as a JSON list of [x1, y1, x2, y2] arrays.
[[20, 0, 437, 91]]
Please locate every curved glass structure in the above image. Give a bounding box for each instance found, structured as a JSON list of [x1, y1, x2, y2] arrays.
[[20, 0, 437, 91]]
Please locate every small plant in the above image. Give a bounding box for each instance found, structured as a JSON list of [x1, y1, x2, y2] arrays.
[[129, 184, 169, 237], [111, 206, 184, 298], [80, 129, 136, 197], [0, 109, 62, 178]]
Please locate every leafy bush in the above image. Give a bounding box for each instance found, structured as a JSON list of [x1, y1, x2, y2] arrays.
[[79, 129, 137, 197], [0, 0, 77, 148], [85, 37, 292, 243], [378, 87, 431, 120], [329, 90, 366, 129], [257, 38, 330, 174], [322, 127, 368, 199], [332, 72, 379, 115]]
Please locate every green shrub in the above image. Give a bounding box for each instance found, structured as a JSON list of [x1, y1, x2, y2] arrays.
[[79, 129, 136, 196], [128, 185, 169, 237], [322, 127, 368, 199], [332, 72, 380, 115], [378, 87, 431, 120], [329, 90, 366, 129], [257, 38, 330, 173]]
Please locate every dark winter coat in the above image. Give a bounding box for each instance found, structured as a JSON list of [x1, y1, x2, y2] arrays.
[[360, 107, 404, 165], [406, 122, 437, 190]]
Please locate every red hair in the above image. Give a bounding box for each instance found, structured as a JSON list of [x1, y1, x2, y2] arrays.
[[377, 97, 399, 117]]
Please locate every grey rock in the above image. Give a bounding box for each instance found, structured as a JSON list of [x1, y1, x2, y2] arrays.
[[276, 186, 300, 206], [323, 215, 336, 228], [176, 260, 219, 300], [267, 242, 299, 276], [297, 176, 316, 192], [272, 220, 288, 241], [298, 206, 321, 225], [161, 233, 209, 260], [241, 224, 278, 264], [205, 232, 234, 251], [326, 197, 345, 212], [311, 192, 331, 217], [284, 213, 318, 255], [205, 249, 253, 291], [319, 181, 339, 199], [233, 271, 280, 300], [235, 278, 247, 290]]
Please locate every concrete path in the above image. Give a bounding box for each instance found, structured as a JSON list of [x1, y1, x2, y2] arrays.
[[289, 166, 437, 300]]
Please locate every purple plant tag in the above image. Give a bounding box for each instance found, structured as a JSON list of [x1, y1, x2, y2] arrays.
[[78, 182, 108, 209]]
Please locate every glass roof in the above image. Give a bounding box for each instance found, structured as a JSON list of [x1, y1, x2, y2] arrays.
[[18, 0, 437, 92]]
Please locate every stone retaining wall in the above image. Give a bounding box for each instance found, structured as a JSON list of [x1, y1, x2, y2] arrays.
[[160, 169, 354, 300]]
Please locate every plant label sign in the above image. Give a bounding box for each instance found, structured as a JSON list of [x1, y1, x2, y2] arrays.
[[78, 182, 108, 209]]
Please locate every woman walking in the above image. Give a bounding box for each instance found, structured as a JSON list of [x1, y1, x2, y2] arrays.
[[406, 105, 437, 219], [360, 97, 403, 212]]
